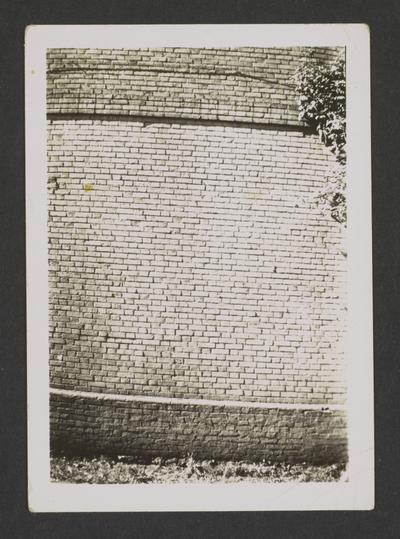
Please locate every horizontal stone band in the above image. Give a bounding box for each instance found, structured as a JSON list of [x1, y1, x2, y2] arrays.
[[50, 387, 345, 412]]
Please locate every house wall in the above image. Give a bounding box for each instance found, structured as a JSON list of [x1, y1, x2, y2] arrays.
[[48, 47, 347, 463]]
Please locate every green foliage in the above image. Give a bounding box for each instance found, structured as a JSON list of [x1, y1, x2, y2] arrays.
[[294, 56, 346, 223], [316, 164, 346, 225]]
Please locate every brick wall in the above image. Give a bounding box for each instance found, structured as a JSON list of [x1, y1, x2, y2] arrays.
[[48, 47, 347, 463], [50, 393, 347, 464], [47, 47, 339, 126]]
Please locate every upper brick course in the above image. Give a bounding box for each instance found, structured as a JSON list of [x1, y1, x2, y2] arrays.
[[47, 47, 340, 126]]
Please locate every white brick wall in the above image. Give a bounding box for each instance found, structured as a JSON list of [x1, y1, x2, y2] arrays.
[[48, 118, 346, 406]]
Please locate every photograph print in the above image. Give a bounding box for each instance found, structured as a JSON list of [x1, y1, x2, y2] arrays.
[[26, 25, 373, 511]]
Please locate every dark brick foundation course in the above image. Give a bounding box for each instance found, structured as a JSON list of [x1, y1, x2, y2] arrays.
[[50, 393, 347, 465]]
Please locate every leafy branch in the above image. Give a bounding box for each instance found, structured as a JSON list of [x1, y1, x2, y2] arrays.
[[293, 56, 346, 224]]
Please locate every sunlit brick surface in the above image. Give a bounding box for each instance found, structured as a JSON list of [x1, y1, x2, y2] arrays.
[[48, 47, 347, 461]]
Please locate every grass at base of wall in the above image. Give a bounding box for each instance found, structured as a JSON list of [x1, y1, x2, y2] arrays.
[[50, 455, 347, 484]]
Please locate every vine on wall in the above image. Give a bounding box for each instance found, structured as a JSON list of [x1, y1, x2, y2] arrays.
[[293, 56, 346, 224]]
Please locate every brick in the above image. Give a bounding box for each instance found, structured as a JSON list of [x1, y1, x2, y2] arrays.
[[50, 393, 347, 465], [47, 46, 347, 462]]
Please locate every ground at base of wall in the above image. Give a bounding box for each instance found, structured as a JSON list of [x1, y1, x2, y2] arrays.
[[50, 455, 347, 484]]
